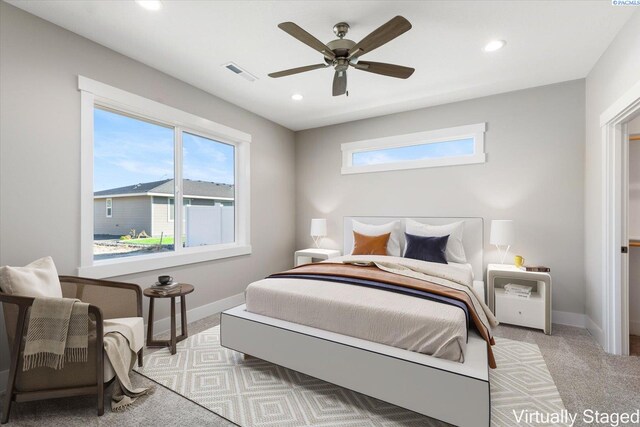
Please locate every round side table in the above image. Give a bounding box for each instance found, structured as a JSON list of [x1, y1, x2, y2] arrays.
[[144, 283, 194, 355]]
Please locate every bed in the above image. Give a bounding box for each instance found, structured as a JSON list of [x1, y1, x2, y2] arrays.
[[221, 217, 492, 427]]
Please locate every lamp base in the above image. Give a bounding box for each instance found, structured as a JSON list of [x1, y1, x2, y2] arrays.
[[495, 244, 511, 264]]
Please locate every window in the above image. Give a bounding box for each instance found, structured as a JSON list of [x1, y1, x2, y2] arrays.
[[94, 107, 174, 258], [183, 132, 235, 247], [341, 123, 486, 174], [79, 76, 251, 278]]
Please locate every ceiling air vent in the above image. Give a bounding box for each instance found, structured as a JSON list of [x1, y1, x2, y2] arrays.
[[222, 62, 258, 82]]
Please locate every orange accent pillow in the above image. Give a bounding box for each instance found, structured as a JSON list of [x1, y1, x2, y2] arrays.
[[352, 231, 391, 256]]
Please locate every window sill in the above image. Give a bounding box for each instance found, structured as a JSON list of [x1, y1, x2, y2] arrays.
[[77, 244, 252, 279]]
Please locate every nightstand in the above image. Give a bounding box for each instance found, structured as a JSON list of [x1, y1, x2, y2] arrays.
[[487, 264, 552, 335], [294, 248, 341, 266]]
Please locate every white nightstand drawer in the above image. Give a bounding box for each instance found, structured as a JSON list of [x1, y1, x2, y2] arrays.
[[495, 289, 545, 330]]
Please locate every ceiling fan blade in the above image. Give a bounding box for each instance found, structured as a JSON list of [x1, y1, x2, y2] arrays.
[[268, 64, 328, 78], [348, 16, 411, 60], [332, 70, 347, 96], [278, 22, 336, 60], [352, 61, 415, 79]]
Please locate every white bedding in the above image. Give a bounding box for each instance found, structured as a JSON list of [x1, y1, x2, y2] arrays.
[[244, 256, 491, 363]]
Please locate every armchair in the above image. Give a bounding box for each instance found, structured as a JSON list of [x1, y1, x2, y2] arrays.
[[0, 276, 143, 424]]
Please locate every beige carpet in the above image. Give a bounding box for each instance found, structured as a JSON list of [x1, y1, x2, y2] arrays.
[[135, 326, 567, 426]]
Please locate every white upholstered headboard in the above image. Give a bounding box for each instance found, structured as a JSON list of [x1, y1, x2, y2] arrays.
[[343, 216, 484, 279]]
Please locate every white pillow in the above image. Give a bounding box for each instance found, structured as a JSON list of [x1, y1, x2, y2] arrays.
[[0, 256, 62, 298], [405, 219, 467, 264], [352, 220, 401, 257]]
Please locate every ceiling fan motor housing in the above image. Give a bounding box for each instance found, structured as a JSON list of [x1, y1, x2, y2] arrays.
[[326, 38, 356, 63]]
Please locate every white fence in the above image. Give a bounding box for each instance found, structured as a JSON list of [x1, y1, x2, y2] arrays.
[[185, 205, 234, 247]]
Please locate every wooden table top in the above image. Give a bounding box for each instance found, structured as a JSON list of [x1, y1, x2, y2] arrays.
[[143, 283, 194, 298]]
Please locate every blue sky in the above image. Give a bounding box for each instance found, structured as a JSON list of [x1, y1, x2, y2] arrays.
[[94, 108, 234, 191], [352, 138, 474, 166]]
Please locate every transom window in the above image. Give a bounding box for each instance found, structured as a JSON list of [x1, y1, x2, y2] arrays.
[[342, 123, 486, 174], [79, 77, 251, 278]]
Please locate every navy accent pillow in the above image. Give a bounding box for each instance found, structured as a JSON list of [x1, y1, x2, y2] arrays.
[[404, 233, 449, 264]]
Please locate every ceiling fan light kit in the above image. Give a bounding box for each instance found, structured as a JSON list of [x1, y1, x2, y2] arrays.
[[269, 16, 415, 97]]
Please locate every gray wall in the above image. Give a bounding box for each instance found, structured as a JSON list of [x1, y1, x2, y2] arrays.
[[94, 197, 151, 236], [295, 80, 586, 316], [584, 10, 640, 345], [0, 2, 295, 372]]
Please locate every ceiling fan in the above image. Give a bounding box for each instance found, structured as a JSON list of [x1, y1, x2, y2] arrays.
[[268, 16, 414, 97]]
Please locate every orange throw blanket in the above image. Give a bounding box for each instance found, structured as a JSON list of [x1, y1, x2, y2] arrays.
[[270, 262, 497, 368]]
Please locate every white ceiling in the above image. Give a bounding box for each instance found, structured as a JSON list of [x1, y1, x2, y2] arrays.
[[9, 1, 635, 131]]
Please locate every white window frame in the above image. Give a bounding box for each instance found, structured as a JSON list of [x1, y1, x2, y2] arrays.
[[78, 76, 251, 278], [105, 198, 112, 218], [341, 123, 486, 175]]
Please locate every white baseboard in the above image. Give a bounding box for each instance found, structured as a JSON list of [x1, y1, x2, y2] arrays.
[[586, 316, 605, 349], [146, 292, 245, 337], [630, 319, 640, 336], [552, 310, 586, 328]]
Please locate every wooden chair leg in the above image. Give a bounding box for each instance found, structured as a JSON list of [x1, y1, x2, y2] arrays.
[[1, 370, 15, 425], [2, 306, 27, 424], [1, 356, 16, 424], [97, 385, 104, 416], [95, 308, 104, 416], [138, 348, 143, 367]]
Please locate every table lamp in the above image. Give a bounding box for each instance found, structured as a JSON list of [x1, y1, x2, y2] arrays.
[[490, 220, 515, 264], [310, 218, 327, 248]]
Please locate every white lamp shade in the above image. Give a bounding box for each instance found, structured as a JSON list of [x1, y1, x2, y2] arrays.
[[310, 218, 327, 237], [490, 220, 515, 246]]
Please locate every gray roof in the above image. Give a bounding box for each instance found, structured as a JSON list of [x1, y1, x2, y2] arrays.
[[94, 179, 234, 199]]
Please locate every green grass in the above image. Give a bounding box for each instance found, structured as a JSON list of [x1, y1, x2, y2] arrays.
[[125, 236, 175, 245]]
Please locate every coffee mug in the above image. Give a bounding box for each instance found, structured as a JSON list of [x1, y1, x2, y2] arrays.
[[514, 255, 525, 268], [158, 275, 173, 285]]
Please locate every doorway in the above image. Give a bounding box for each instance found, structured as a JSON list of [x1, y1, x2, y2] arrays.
[[601, 82, 640, 356], [629, 117, 640, 356]]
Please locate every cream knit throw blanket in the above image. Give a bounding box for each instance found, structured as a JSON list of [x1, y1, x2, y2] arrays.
[[23, 297, 89, 371], [104, 332, 153, 411]]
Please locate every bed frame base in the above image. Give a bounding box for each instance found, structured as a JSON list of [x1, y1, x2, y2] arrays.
[[221, 305, 490, 427]]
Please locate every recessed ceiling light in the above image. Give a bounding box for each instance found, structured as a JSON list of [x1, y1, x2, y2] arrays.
[[484, 40, 506, 52], [291, 94, 304, 101], [136, 0, 162, 11]]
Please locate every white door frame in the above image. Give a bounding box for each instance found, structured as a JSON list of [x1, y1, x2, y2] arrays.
[[600, 80, 640, 355]]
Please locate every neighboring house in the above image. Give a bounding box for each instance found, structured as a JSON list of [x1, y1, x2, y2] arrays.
[[94, 179, 234, 237]]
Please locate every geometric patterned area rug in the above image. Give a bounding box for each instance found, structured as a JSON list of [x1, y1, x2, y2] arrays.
[[135, 326, 567, 426]]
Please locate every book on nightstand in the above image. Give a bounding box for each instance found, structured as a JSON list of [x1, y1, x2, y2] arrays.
[[524, 266, 550, 272], [504, 283, 532, 298], [149, 282, 181, 295]]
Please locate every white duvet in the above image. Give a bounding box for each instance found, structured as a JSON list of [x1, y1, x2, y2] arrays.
[[245, 256, 497, 363]]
